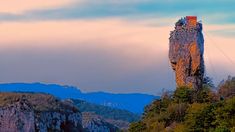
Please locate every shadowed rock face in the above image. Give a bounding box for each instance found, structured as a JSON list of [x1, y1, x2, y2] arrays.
[[169, 17, 204, 90], [0, 99, 35, 132], [0, 93, 83, 132]]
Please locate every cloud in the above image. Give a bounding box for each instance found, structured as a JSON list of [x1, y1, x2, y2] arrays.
[[0, 19, 174, 94], [1, 0, 235, 25], [0, 19, 234, 94], [0, 0, 78, 14], [0, 19, 171, 50]]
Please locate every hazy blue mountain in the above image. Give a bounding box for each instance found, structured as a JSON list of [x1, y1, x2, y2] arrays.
[[0, 83, 158, 113], [72, 99, 140, 122]]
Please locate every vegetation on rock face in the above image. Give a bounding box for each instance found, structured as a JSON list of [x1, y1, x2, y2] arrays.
[[129, 76, 235, 132], [218, 76, 235, 99]]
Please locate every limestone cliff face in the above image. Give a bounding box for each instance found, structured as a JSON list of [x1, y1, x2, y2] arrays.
[[0, 99, 35, 132], [169, 17, 204, 89], [0, 93, 83, 132]]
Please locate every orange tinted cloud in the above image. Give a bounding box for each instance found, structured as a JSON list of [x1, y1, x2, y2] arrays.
[[0, 19, 234, 66], [0, 19, 172, 71], [0, 19, 170, 50], [0, 0, 77, 14]]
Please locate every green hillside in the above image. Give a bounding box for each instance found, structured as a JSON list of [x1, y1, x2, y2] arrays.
[[129, 76, 235, 132]]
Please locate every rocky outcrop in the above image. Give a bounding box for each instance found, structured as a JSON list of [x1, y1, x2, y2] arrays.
[[169, 17, 204, 89], [0, 93, 83, 132], [0, 99, 35, 132], [82, 112, 119, 132], [34, 111, 82, 132], [0, 93, 121, 132]]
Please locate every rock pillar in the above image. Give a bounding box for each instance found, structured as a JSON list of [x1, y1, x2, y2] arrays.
[[169, 16, 204, 90]]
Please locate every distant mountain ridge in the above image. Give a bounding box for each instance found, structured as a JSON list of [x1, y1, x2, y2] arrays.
[[0, 83, 158, 113], [72, 99, 140, 129]]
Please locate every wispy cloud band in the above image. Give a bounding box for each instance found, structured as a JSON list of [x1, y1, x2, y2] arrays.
[[0, 0, 235, 24]]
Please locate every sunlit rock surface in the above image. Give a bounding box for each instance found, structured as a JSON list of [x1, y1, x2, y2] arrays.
[[169, 17, 204, 89]]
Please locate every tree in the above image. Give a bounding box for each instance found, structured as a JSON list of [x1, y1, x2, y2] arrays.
[[218, 76, 235, 99], [184, 103, 216, 131], [173, 86, 193, 103], [167, 103, 188, 122], [214, 97, 235, 131]]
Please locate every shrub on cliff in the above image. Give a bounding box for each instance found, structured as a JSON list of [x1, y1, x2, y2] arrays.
[[129, 121, 147, 132], [184, 103, 216, 131], [173, 86, 193, 103], [213, 96, 235, 131], [218, 76, 235, 99]]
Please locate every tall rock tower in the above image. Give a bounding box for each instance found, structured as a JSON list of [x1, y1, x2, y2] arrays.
[[169, 16, 204, 90]]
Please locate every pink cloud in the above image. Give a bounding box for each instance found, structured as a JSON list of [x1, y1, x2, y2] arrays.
[[0, 19, 234, 68], [0, 0, 77, 14]]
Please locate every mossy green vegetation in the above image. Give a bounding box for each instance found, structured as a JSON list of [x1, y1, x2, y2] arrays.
[[129, 77, 235, 132]]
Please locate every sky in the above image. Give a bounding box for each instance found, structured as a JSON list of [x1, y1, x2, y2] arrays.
[[0, 0, 235, 95]]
